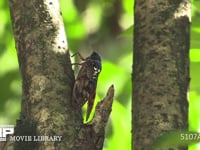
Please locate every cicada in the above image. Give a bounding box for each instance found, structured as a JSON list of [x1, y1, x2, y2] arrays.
[[72, 51, 102, 121]]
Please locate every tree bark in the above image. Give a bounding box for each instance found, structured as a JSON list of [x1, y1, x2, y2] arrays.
[[133, 0, 190, 150], [0, 0, 114, 150], [8, 0, 75, 149]]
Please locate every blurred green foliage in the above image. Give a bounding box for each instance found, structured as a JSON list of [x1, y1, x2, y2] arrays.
[[0, 0, 132, 149], [150, 130, 200, 149], [0, 1, 21, 124], [0, 0, 200, 150]]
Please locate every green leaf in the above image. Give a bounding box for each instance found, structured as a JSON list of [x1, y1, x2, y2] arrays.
[[150, 130, 200, 149], [190, 49, 200, 62], [119, 25, 133, 37]]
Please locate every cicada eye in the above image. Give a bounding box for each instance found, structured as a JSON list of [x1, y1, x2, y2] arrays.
[[93, 66, 98, 71], [93, 63, 101, 73]]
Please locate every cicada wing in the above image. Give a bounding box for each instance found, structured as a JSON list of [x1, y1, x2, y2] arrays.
[[72, 76, 90, 107], [86, 91, 96, 121]]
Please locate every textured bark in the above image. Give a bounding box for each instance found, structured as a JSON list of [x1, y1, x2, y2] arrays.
[[2, 0, 114, 150], [133, 0, 190, 150], [8, 0, 76, 149]]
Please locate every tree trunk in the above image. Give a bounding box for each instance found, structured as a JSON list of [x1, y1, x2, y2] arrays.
[[133, 0, 190, 150], [0, 0, 114, 150]]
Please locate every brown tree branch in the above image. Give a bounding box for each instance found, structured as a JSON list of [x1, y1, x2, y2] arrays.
[[91, 84, 114, 129], [74, 85, 115, 150]]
